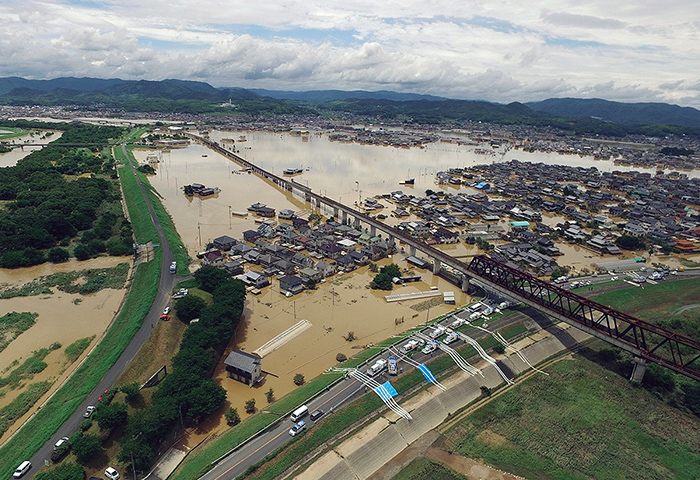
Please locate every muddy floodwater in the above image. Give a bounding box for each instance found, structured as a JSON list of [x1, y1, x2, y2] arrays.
[[0, 257, 129, 444], [134, 130, 700, 437]]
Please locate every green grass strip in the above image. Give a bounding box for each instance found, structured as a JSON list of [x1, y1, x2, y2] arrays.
[[0, 381, 52, 439], [116, 149, 158, 244], [126, 146, 190, 274]]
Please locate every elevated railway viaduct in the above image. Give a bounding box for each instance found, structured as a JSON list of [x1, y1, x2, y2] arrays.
[[191, 133, 700, 382]]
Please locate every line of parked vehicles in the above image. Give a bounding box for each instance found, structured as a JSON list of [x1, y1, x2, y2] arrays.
[[283, 299, 510, 443]]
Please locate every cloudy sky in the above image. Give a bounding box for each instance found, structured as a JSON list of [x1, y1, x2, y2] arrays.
[[2, 0, 699, 107]]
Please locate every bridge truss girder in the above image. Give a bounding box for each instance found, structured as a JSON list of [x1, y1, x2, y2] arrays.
[[467, 255, 700, 381]]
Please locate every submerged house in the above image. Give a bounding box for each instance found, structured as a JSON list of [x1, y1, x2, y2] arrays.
[[224, 350, 262, 386]]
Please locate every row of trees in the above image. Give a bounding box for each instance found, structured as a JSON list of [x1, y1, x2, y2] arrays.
[[117, 266, 246, 471]]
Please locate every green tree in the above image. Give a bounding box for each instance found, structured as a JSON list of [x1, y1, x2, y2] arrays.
[[245, 398, 256, 414], [175, 295, 206, 322], [370, 272, 393, 290], [616, 234, 646, 250], [94, 402, 128, 432], [47, 247, 69, 263], [265, 388, 275, 403], [193, 265, 232, 293], [70, 432, 101, 462], [185, 379, 226, 421], [293, 373, 305, 386], [121, 382, 142, 403], [380, 263, 401, 278], [118, 434, 154, 471], [225, 407, 240, 425]]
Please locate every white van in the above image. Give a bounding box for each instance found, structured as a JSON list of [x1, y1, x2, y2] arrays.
[[13, 461, 31, 479], [290, 405, 309, 422]]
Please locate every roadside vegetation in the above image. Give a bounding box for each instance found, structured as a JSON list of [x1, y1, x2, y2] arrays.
[[63, 337, 95, 364], [123, 145, 190, 273], [0, 381, 53, 439], [438, 348, 700, 480], [113, 266, 245, 472], [392, 458, 466, 480]]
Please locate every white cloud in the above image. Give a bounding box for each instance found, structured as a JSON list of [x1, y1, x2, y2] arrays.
[[0, 0, 699, 108]]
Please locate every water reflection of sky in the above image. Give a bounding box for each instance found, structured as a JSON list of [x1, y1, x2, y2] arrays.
[[209, 130, 699, 201]]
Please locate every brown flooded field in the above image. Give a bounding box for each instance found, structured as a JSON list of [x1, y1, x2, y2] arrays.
[[195, 257, 470, 440], [0, 257, 129, 444]]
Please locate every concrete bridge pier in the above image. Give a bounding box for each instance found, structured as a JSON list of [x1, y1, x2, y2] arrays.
[[461, 276, 470, 292], [342, 211, 348, 224], [432, 260, 441, 275], [630, 357, 647, 383], [370, 225, 376, 236], [333, 207, 339, 218], [305, 193, 312, 203], [353, 217, 361, 229], [409, 246, 416, 257]]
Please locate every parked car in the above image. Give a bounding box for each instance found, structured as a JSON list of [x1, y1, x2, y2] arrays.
[[13, 461, 31, 479], [105, 467, 120, 480], [289, 420, 306, 436], [54, 436, 69, 450], [162, 306, 171, 315], [83, 405, 96, 418], [310, 409, 325, 421]]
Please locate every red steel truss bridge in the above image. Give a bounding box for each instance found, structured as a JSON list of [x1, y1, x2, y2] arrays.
[[467, 255, 700, 381]]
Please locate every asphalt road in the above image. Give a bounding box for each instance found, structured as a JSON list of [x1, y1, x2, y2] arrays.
[[23, 144, 179, 478], [201, 307, 532, 480]]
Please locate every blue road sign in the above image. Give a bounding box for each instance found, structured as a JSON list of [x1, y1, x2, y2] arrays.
[[417, 364, 437, 384], [382, 381, 398, 397]]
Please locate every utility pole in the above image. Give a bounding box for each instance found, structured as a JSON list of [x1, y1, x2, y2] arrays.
[[229, 205, 232, 229], [198, 223, 202, 247]]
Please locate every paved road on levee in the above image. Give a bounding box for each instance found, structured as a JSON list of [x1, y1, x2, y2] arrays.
[[25, 144, 179, 477], [201, 309, 531, 480]]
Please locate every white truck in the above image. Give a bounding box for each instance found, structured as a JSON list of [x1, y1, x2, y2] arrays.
[[367, 358, 387, 377], [429, 325, 447, 339], [401, 340, 419, 353]]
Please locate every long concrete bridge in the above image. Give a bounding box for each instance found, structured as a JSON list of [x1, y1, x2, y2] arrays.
[[190, 133, 700, 382]]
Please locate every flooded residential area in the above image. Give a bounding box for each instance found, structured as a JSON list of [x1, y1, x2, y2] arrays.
[[128, 127, 699, 433]]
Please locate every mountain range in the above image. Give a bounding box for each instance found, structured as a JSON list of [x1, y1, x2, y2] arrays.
[[2, 76, 700, 128]]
